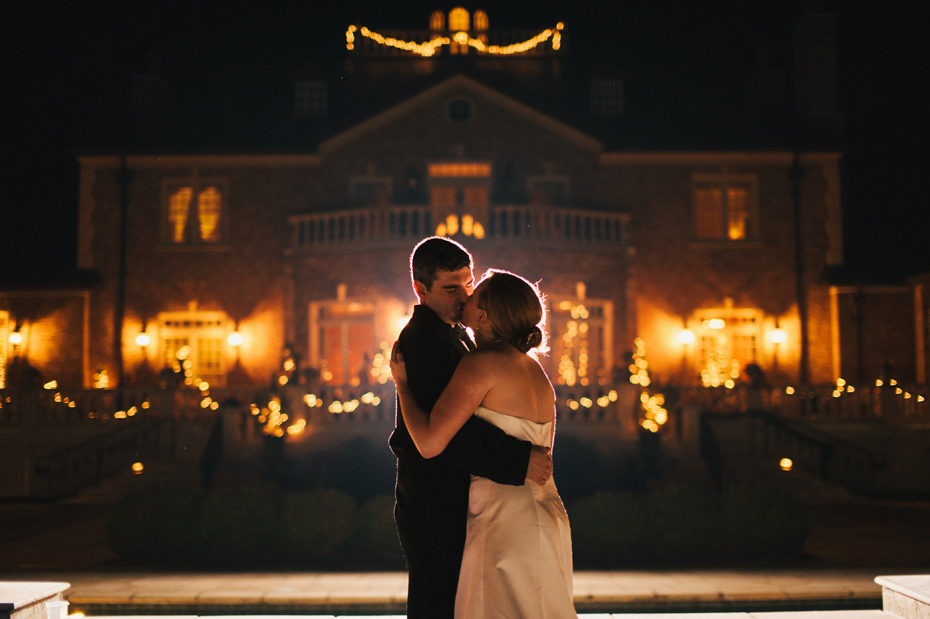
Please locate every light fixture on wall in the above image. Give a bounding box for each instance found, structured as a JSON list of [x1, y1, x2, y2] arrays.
[[135, 331, 151, 347], [771, 327, 787, 344], [9, 322, 22, 346], [228, 330, 244, 347], [677, 329, 695, 345]]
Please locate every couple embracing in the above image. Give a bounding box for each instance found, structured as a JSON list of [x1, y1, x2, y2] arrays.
[[389, 236, 576, 618]]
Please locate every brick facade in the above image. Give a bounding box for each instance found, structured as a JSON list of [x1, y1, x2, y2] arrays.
[[8, 76, 851, 390]]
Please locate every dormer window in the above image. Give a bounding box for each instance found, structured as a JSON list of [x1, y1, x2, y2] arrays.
[[591, 78, 624, 117], [295, 80, 328, 119]]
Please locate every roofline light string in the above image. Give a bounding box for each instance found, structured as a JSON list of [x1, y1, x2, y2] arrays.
[[346, 23, 563, 57]]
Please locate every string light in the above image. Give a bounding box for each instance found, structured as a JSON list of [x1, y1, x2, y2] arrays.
[[346, 23, 564, 57]]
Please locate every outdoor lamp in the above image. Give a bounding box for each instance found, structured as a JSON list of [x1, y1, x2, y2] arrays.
[[771, 328, 787, 344], [9, 330, 22, 345], [677, 329, 695, 345], [228, 331, 244, 346], [135, 332, 151, 347]]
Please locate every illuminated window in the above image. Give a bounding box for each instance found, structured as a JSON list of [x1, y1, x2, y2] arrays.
[[449, 8, 470, 54], [430, 11, 445, 31], [295, 80, 328, 119], [549, 299, 612, 387], [430, 186, 457, 207], [429, 162, 491, 237], [429, 162, 492, 207], [310, 302, 376, 385], [473, 10, 488, 31], [0, 311, 8, 388], [528, 177, 569, 206], [692, 309, 762, 387], [449, 8, 470, 31], [693, 175, 757, 241], [429, 163, 491, 177], [163, 179, 227, 245], [350, 178, 392, 206], [159, 312, 229, 385], [591, 78, 624, 117]]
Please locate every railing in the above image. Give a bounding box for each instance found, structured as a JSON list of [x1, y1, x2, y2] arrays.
[[0, 386, 289, 427], [674, 383, 930, 423], [289, 205, 629, 253], [34, 417, 168, 498], [701, 409, 888, 496]]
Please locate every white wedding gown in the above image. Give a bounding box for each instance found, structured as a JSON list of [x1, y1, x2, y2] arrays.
[[455, 406, 576, 618]]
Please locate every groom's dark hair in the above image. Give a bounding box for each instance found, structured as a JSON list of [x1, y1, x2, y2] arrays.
[[410, 236, 473, 291]]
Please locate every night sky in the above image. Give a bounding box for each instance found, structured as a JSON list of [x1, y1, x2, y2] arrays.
[[4, 1, 927, 285]]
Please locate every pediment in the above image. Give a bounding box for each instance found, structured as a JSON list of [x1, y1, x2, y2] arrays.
[[319, 74, 601, 154]]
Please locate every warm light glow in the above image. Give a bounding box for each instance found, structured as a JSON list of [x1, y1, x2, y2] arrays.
[[228, 331, 243, 346], [135, 333, 150, 347], [677, 329, 695, 345], [706, 318, 726, 329], [347, 23, 563, 57], [446, 214, 459, 236], [779, 458, 793, 471], [44, 380, 57, 390], [132, 462, 144, 474], [9, 332, 22, 345], [771, 328, 787, 344]]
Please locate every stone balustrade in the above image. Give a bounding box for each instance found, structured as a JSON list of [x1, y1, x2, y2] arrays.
[[289, 204, 629, 253]]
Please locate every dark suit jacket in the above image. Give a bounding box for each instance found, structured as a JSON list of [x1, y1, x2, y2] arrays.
[[390, 304, 532, 539]]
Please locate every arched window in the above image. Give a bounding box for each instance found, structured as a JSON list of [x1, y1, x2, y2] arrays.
[[449, 8, 470, 54], [448, 7, 470, 31], [474, 10, 488, 31], [429, 10, 445, 31]]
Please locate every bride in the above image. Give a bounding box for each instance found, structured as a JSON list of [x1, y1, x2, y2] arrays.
[[392, 269, 575, 618]]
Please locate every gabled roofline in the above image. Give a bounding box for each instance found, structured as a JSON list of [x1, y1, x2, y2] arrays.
[[319, 74, 602, 154]]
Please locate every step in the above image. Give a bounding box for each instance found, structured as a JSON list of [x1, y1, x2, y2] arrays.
[[876, 575, 930, 619]]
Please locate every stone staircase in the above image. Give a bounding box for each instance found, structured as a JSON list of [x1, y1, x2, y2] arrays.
[[700, 410, 900, 498]]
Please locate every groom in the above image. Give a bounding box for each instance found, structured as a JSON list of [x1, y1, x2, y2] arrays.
[[390, 236, 553, 618]]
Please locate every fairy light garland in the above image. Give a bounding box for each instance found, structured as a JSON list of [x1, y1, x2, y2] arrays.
[[346, 23, 563, 57], [629, 338, 668, 433]]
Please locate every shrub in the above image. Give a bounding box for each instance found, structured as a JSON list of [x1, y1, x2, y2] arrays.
[[568, 483, 810, 567], [280, 489, 357, 565], [107, 484, 203, 566], [567, 491, 649, 566], [199, 486, 282, 566], [346, 494, 405, 568]]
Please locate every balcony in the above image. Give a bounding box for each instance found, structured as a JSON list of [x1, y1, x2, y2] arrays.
[[289, 205, 629, 254]]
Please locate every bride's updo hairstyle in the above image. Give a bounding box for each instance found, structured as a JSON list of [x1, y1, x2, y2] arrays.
[[476, 269, 549, 354]]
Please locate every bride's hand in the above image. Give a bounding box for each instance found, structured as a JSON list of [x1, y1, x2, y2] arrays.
[[390, 341, 408, 386]]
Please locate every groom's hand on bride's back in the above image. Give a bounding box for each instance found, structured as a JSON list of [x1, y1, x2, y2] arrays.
[[526, 446, 553, 485]]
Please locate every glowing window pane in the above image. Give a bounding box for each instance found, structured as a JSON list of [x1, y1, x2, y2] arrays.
[[198, 187, 222, 242], [449, 8, 469, 30], [428, 163, 491, 177], [473, 10, 488, 31], [727, 186, 749, 240], [462, 186, 489, 206], [694, 187, 723, 239], [430, 10, 445, 30], [430, 186, 457, 207], [197, 338, 223, 373], [169, 187, 192, 243]]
